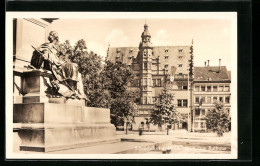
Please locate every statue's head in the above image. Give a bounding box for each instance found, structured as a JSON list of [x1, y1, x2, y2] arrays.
[[48, 31, 59, 43]]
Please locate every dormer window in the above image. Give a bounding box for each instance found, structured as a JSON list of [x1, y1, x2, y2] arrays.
[[165, 55, 168, 59], [165, 64, 168, 68], [116, 49, 121, 54], [165, 49, 169, 53], [178, 64, 182, 67], [178, 56, 183, 59], [129, 49, 133, 53], [179, 49, 183, 53], [128, 56, 132, 59]]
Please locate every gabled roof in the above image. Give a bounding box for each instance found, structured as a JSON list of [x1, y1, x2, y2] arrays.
[[194, 66, 231, 82]]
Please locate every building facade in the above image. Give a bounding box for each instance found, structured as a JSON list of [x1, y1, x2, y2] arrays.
[[107, 24, 194, 131], [192, 62, 231, 132]]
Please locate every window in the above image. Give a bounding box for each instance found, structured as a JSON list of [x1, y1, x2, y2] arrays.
[[195, 109, 200, 116], [219, 97, 223, 102], [165, 64, 168, 68], [213, 86, 218, 92], [219, 86, 224, 92], [201, 109, 205, 116], [213, 96, 218, 101], [178, 64, 183, 67], [143, 50, 147, 56], [153, 79, 156, 86], [201, 122, 205, 128], [153, 97, 157, 103], [157, 79, 161, 87], [183, 85, 188, 90], [225, 96, 230, 103], [137, 79, 140, 86], [178, 56, 183, 59], [183, 100, 188, 107], [201, 97, 205, 103], [129, 49, 133, 53], [178, 83, 182, 90], [179, 49, 183, 53], [179, 73, 183, 75], [207, 96, 211, 103], [144, 97, 147, 104], [177, 100, 182, 107], [178, 99, 188, 107], [165, 49, 168, 53], [147, 97, 151, 104], [207, 86, 211, 92], [144, 63, 147, 70], [165, 56, 168, 59], [144, 78, 147, 86], [128, 56, 132, 59], [194, 122, 198, 128], [195, 97, 200, 103], [201, 86, 205, 91], [195, 86, 200, 91], [224, 85, 230, 92]]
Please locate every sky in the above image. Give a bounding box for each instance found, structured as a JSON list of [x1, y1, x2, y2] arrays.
[[51, 15, 235, 70]]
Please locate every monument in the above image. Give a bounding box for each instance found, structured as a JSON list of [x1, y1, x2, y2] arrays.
[[13, 28, 118, 152]]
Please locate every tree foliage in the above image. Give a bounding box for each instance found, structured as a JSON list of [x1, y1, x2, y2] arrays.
[[206, 101, 230, 136], [59, 39, 139, 126], [59, 39, 106, 107], [149, 84, 179, 130], [101, 60, 139, 127]]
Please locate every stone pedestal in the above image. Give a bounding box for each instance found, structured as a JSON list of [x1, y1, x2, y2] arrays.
[[13, 70, 118, 152]]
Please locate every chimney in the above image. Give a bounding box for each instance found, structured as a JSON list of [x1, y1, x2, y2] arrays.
[[219, 59, 221, 70], [207, 60, 210, 67], [204, 61, 207, 67]]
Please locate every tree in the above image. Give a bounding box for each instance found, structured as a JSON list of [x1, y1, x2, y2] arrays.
[[206, 101, 230, 137], [149, 84, 179, 134], [59, 40, 139, 128], [101, 60, 139, 128], [59, 39, 108, 107]]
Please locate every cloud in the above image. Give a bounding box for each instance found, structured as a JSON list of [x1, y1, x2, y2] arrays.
[[152, 29, 193, 46], [152, 29, 173, 46], [105, 29, 130, 47], [87, 41, 107, 59]]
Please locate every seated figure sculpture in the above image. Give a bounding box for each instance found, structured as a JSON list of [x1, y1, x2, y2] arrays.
[[30, 31, 86, 99]]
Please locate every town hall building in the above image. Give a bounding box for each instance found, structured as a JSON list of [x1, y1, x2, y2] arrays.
[[107, 23, 231, 132], [107, 24, 194, 131]]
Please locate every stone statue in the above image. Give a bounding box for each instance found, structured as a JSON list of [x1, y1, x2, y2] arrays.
[[30, 31, 86, 99]]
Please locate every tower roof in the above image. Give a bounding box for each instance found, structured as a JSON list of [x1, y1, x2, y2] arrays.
[[142, 24, 151, 37]]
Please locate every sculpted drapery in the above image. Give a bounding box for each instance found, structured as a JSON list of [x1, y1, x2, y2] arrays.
[[30, 31, 86, 99]]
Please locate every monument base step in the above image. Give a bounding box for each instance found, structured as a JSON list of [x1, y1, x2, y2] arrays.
[[20, 137, 120, 152], [16, 123, 116, 152]]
